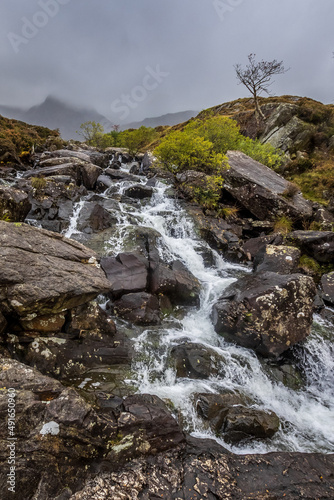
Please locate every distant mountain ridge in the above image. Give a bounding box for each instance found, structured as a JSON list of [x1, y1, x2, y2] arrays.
[[0, 96, 198, 140], [0, 97, 112, 141], [122, 110, 198, 130]]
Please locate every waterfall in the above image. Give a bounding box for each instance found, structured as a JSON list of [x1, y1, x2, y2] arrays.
[[67, 164, 334, 455]]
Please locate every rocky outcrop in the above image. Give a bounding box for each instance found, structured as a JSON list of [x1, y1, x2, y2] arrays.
[[287, 230, 334, 263], [123, 184, 153, 199], [225, 151, 313, 221], [212, 271, 316, 357], [0, 186, 31, 222], [0, 358, 184, 499], [0, 221, 110, 321]]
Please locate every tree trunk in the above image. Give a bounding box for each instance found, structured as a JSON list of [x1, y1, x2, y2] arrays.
[[254, 93, 265, 121]]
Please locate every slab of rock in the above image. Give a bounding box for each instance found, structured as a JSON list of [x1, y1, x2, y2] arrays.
[[124, 184, 153, 199], [286, 230, 334, 263], [212, 271, 316, 357], [320, 272, 334, 306], [170, 343, 225, 379], [77, 202, 116, 233], [254, 244, 301, 274], [0, 186, 31, 222], [101, 252, 149, 299], [243, 234, 283, 260], [112, 292, 160, 325], [0, 221, 110, 319], [225, 151, 312, 221], [69, 437, 334, 500]]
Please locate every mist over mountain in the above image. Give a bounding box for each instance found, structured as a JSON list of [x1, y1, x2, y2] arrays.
[[122, 110, 198, 130]]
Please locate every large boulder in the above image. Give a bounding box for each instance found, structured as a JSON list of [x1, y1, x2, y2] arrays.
[[124, 184, 153, 199], [0, 221, 111, 321], [224, 151, 312, 221], [112, 292, 160, 325], [170, 343, 225, 379], [77, 202, 116, 233], [212, 271, 316, 357], [150, 260, 201, 306], [101, 253, 149, 299], [286, 230, 334, 263], [0, 186, 31, 222], [196, 392, 280, 443]]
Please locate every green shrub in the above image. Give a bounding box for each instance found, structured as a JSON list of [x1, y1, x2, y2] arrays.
[[191, 175, 224, 210], [31, 177, 47, 191], [119, 126, 157, 156], [154, 130, 225, 173], [273, 216, 293, 234]]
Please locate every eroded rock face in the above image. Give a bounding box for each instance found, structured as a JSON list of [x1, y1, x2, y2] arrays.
[[0, 186, 31, 222], [212, 271, 316, 357], [225, 151, 312, 221], [0, 221, 110, 319]]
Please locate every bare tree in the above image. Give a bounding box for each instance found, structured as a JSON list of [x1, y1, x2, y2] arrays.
[[234, 53, 288, 120]]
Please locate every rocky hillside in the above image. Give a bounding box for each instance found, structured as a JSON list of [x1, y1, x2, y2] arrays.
[[154, 95, 334, 207], [0, 114, 64, 173], [0, 106, 334, 498]]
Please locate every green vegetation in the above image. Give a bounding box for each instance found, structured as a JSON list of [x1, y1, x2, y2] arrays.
[[289, 157, 334, 205], [154, 116, 283, 174], [31, 177, 47, 191], [191, 175, 225, 211], [273, 216, 293, 234], [118, 126, 157, 156], [77, 121, 104, 147]]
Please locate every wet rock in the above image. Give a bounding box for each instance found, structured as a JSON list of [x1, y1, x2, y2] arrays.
[[188, 207, 247, 263], [0, 221, 111, 319], [129, 162, 141, 175], [77, 202, 116, 234], [80, 163, 103, 190], [286, 230, 334, 263], [170, 342, 225, 379], [254, 244, 301, 274], [123, 184, 153, 199], [222, 406, 280, 443], [96, 174, 114, 191], [101, 253, 149, 299], [320, 272, 334, 306], [112, 292, 160, 325], [40, 149, 91, 163], [262, 361, 304, 390], [150, 260, 201, 306], [105, 394, 184, 463], [225, 151, 312, 221], [196, 392, 280, 443], [141, 151, 154, 172], [212, 271, 316, 357], [0, 311, 7, 335], [0, 185, 31, 222], [104, 168, 138, 182]]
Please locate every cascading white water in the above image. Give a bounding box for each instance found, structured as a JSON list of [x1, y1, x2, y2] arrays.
[[66, 165, 334, 454]]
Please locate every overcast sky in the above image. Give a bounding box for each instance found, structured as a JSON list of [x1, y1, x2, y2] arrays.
[[1, 0, 333, 124]]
